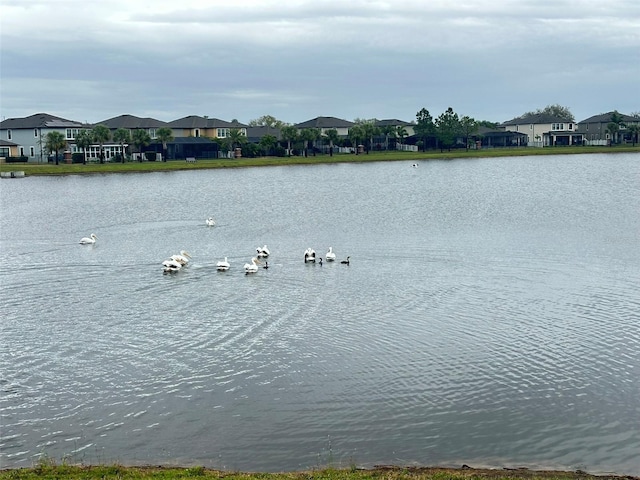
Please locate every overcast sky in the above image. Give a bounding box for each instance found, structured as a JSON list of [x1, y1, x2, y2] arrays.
[[1, 0, 639, 125]]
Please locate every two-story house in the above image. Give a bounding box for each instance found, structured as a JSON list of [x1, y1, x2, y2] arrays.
[[501, 113, 583, 147], [576, 111, 639, 144], [0, 113, 87, 162], [168, 116, 248, 139]]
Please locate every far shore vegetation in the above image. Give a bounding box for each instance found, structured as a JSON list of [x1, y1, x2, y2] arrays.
[[1, 145, 639, 177], [0, 463, 637, 480]]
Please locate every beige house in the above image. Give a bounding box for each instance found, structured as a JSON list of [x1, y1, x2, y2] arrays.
[[168, 116, 247, 139], [501, 113, 583, 147]]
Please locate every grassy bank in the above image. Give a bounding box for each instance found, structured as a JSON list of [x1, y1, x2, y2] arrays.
[[1, 145, 638, 176], [1, 464, 637, 480]]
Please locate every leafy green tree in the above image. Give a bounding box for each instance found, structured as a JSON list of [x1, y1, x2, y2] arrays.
[[74, 129, 93, 164], [323, 128, 339, 156], [348, 125, 365, 154], [280, 126, 299, 156], [132, 129, 151, 161], [248, 115, 286, 130], [525, 104, 575, 122], [459, 116, 478, 150], [113, 128, 131, 163], [92, 124, 111, 163], [259, 134, 278, 156], [45, 131, 67, 165], [156, 127, 174, 161], [435, 107, 460, 151], [414, 108, 435, 152], [606, 122, 619, 145]]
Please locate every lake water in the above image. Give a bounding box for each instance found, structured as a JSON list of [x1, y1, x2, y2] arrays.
[[1, 153, 639, 474]]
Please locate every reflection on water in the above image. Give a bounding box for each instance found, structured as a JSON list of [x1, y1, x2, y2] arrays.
[[1, 153, 639, 474]]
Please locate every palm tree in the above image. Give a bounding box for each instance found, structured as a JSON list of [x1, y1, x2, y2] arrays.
[[280, 126, 299, 156], [132, 129, 151, 161], [228, 128, 247, 157], [74, 129, 93, 164], [112, 128, 131, 163], [323, 128, 339, 156], [348, 125, 365, 154], [92, 124, 111, 163], [45, 131, 67, 165], [156, 127, 174, 161], [299, 128, 319, 157], [380, 125, 395, 151], [627, 124, 640, 146], [395, 126, 408, 151]]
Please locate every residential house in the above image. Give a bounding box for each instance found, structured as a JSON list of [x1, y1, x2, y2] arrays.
[[500, 113, 583, 147], [375, 119, 416, 150], [576, 111, 639, 144], [168, 116, 248, 140], [293, 116, 354, 137], [0, 113, 87, 162]]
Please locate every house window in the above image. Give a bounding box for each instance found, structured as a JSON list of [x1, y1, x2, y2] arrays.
[[194, 129, 200, 138], [30, 147, 35, 156], [569, 123, 573, 130], [66, 128, 80, 139], [217, 128, 229, 138], [19, 147, 24, 156], [149, 129, 156, 139], [530, 124, 533, 130], [586, 124, 589, 131], [34, 129, 38, 137], [0, 147, 9, 157], [7, 130, 11, 140]]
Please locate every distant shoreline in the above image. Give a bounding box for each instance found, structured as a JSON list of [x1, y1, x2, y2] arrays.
[[1, 145, 638, 177]]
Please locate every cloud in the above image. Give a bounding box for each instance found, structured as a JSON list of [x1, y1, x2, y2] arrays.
[[1, 0, 639, 124]]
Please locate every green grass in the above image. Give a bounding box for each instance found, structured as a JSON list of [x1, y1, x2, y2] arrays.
[[1, 145, 638, 176], [0, 464, 633, 480]]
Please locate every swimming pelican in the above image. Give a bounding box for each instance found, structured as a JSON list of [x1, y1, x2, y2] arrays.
[[162, 259, 183, 273], [304, 248, 316, 263], [244, 257, 261, 274], [171, 250, 191, 265], [216, 257, 230, 271], [326, 247, 336, 262], [256, 245, 270, 257], [206, 217, 216, 226], [79, 233, 97, 244], [340, 256, 350, 265]]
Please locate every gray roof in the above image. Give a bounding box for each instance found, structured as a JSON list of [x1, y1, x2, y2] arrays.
[[246, 126, 282, 141], [0, 113, 85, 129], [0, 139, 19, 146], [294, 116, 354, 129], [375, 119, 415, 127], [168, 115, 248, 129], [578, 111, 638, 124], [94, 114, 169, 129], [501, 113, 572, 125]]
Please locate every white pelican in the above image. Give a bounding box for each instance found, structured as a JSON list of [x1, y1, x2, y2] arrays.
[[340, 256, 350, 265], [171, 250, 191, 265], [304, 248, 316, 263], [216, 257, 230, 271], [244, 257, 261, 274], [256, 245, 270, 257], [79, 233, 97, 244], [326, 247, 336, 262], [206, 217, 216, 226], [162, 259, 182, 273]]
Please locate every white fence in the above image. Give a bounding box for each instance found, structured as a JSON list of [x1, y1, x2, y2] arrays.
[[585, 139, 608, 146]]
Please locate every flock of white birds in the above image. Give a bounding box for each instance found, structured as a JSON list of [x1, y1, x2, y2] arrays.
[[78, 216, 350, 275]]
